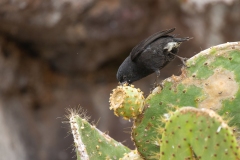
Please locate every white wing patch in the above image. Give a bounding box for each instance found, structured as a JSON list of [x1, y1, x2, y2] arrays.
[[164, 42, 180, 52]]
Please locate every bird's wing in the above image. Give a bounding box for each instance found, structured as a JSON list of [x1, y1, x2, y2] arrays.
[[130, 28, 175, 61]]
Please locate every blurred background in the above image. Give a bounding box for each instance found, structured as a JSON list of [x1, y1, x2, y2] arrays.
[[0, 0, 240, 159]]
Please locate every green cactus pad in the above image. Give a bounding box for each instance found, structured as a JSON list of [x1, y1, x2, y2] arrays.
[[160, 107, 240, 160], [69, 110, 130, 160], [132, 42, 240, 159], [109, 84, 145, 120]]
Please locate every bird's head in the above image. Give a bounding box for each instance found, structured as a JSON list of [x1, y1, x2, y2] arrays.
[[117, 71, 132, 84], [116, 56, 139, 84]]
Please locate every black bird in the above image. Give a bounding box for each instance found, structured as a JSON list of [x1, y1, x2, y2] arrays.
[[117, 28, 190, 84]]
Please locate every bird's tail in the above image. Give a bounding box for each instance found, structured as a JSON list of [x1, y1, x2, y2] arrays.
[[173, 37, 193, 42]]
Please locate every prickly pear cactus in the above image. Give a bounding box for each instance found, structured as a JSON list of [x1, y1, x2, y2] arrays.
[[67, 42, 240, 160], [132, 42, 240, 159]]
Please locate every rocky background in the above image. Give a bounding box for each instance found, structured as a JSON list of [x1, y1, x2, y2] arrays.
[[0, 0, 239, 159]]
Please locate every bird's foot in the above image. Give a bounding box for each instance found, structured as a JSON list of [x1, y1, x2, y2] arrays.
[[155, 83, 163, 89], [178, 56, 189, 68], [151, 81, 163, 94], [168, 52, 189, 68]]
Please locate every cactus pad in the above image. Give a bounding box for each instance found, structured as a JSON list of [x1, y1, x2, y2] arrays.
[[68, 109, 130, 160], [160, 107, 240, 160]]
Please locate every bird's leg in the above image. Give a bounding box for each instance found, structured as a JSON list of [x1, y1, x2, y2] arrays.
[[153, 70, 163, 88], [156, 69, 160, 82], [168, 52, 188, 67]]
